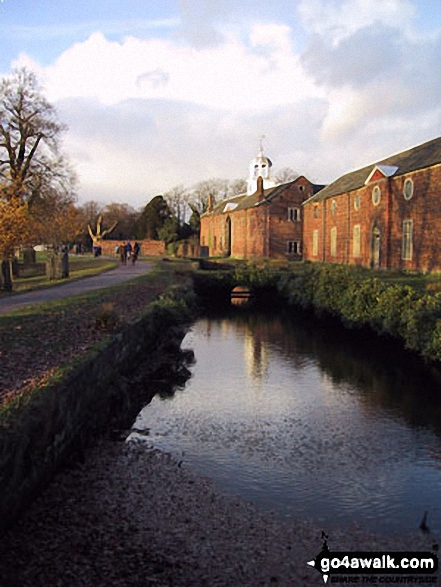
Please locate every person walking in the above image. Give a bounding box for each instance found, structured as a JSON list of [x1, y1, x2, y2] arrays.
[[125, 241, 132, 263], [132, 242, 140, 264], [118, 243, 126, 265]]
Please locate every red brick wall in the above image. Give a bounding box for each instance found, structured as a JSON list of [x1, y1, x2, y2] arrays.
[[99, 239, 165, 257], [303, 165, 441, 272], [200, 177, 315, 259], [268, 177, 313, 258]]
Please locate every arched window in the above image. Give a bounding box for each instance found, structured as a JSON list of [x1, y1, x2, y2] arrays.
[[403, 178, 414, 200], [330, 227, 337, 257], [354, 193, 360, 211], [372, 186, 381, 206]]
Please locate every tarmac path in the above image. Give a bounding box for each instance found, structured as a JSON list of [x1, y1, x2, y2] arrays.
[[0, 260, 154, 316]]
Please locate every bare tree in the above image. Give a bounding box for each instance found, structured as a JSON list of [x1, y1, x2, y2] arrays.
[[0, 67, 77, 288], [0, 67, 70, 199], [163, 184, 188, 224], [79, 200, 104, 230], [189, 178, 230, 214], [228, 178, 247, 197], [274, 167, 299, 184]]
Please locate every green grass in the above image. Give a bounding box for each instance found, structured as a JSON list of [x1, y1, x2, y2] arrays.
[[369, 268, 441, 294], [0, 259, 195, 422], [0, 254, 118, 298]]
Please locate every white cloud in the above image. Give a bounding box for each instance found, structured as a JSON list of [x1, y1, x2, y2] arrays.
[[297, 0, 441, 146], [298, 0, 416, 45], [9, 0, 441, 208], [24, 28, 321, 111]]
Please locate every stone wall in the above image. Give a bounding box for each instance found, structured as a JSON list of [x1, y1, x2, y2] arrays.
[[0, 292, 194, 534]]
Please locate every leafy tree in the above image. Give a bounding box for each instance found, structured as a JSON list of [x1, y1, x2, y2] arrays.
[[0, 187, 30, 256], [136, 195, 172, 240], [30, 199, 83, 248], [102, 202, 139, 240], [188, 205, 201, 235], [158, 216, 180, 245]]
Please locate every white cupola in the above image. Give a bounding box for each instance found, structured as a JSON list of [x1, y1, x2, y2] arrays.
[[246, 137, 278, 195]]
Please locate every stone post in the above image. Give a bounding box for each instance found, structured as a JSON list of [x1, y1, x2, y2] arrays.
[[1, 259, 12, 291]]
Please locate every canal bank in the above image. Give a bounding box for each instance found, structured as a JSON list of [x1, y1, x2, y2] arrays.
[[193, 261, 441, 364], [0, 263, 197, 533], [1, 260, 441, 585]]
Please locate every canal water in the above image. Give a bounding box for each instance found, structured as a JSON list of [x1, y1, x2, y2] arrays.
[[129, 308, 441, 536]]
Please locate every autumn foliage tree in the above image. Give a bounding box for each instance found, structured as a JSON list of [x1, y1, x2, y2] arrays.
[[0, 189, 30, 257], [0, 67, 76, 254]]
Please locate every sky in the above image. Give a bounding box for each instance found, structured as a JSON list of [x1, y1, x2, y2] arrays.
[[1, 0, 441, 209]]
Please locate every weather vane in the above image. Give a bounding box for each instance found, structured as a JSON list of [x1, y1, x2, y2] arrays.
[[258, 134, 266, 154]]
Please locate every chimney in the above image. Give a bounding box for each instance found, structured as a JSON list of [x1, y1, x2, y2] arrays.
[[207, 194, 213, 213], [257, 175, 264, 200]]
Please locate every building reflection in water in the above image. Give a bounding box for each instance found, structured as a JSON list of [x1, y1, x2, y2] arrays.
[[132, 307, 441, 535]]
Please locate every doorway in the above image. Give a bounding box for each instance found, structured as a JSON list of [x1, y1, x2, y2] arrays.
[[225, 217, 232, 257], [371, 226, 381, 269]]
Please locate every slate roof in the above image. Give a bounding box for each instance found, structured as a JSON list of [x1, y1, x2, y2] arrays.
[[304, 136, 441, 204], [204, 177, 324, 216]]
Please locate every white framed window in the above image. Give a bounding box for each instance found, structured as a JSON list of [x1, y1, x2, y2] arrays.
[[287, 241, 301, 254], [353, 224, 361, 258], [402, 219, 413, 260], [312, 230, 319, 256], [354, 193, 360, 211], [288, 207, 301, 221], [403, 178, 414, 200], [331, 199, 337, 216], [313, 205, 319, 218], [372, 185, 381, 206], [330, 227, 337, 257]]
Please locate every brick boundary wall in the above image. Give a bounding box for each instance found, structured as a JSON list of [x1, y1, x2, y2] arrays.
[[99, 239, 166, 257]]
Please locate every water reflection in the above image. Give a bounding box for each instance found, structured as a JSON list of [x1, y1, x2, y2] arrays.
[[130, 308, 441, 536]]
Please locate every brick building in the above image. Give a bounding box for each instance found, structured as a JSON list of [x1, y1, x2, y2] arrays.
[[302, 136, 441, 272], [200, 146, 322, 259]]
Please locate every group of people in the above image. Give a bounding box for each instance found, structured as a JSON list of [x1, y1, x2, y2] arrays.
[[117, 241, 140, 265]]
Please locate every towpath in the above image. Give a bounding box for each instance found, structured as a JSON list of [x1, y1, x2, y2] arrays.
[[0, 260, 154, 316]]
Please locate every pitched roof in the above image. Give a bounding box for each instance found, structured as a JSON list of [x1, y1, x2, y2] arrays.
[[203, 177, 324, 217], [305, 136, 441, 203]]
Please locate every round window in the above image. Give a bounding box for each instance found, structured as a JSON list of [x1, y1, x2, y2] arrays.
[[403, 178, 414, 200], [354, 193, 360, 211], [372, 186, 381, 206]]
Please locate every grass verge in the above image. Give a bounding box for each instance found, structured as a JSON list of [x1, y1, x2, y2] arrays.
[[0, 259, 195, 415], [0, 254, 118, 298]]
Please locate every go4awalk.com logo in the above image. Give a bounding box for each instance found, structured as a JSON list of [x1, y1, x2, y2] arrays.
[[307, 533, 439, 584]]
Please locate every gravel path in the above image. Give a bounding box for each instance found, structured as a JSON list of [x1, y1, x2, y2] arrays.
[[0, 438, 438, 587]]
